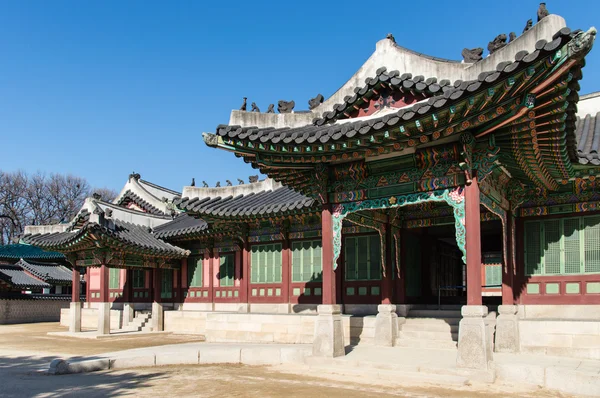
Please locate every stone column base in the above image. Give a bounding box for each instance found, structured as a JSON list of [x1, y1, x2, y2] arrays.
[[457, 305, 493, 370], [152, 302, 164, 332], [495, 305, 520, 353], [69, 302, 81, 333], [97, 302, 110, 335], [313, 304, 345, 357], [123, 302, 134, 327], [374, 304, 398, 347]]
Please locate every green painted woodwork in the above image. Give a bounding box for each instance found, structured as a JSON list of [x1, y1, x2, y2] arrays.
[[187, 256, 203, 288], [546, 283, 560, 294], [314, 287, 322, 296], [346, 287, 355, 295], [293, 288, 301, 296], [109, 268, 120, 289], [250, 243, 282, 284], [358, 287, 368, 295], [527, 283, 540, 294], [485, 265, 502, 287], [524, 215, 600, 275], [161, 269, 173, 299], [291, 240, 322, 282], [566, 283, 581, 294], [371, 286, 380, 295], [344, 235, 381, 281], [586, 282, 600, 294], [219, 254, 235, 287], [132, 270, 145, 289]]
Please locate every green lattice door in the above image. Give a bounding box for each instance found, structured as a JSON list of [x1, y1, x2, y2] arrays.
[[405, 232, 421, 298]]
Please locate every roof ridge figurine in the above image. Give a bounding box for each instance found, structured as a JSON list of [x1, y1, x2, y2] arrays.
[[461, 47, 483, 63], [509, 32, 517, 42], [249, 175, 259, 183], [237, 178, 245, 185], [488, 33, 507, 55], [538, 3, 549, 22], [386, 33, 396, 44], [266, 104, 275, 113], [523, 19, 533, 33], [278, 100, 295, 113], [202, 180, 208, 188], [239, 97, 247, 111], [191, 178, 195, 187], [215, 181, 221, 187], [251, 102, 260, 112], [226, 180, 232, 186], [308, 94, 324, 110]]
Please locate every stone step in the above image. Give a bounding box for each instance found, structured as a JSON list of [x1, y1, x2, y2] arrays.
[[140, 325, 153, 332], [400, 322, 459, 333], [398, 330, 458, 342], [120, 325, 141, 332], [305, 360, 468, 386], [402, 317, 461, 326], [410, 304, 464, 311], [408, 310, 462, 318], [395, 338, 458, 350]]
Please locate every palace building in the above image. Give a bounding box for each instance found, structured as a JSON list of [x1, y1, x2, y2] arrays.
[[23, 13, 599, 368]]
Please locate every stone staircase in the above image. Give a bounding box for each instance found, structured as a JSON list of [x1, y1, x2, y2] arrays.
[[120, 311, 153, 332], [397, 305, 462, 349]]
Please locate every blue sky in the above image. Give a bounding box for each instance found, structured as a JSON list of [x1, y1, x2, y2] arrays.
[[1, 1, 599, 192]]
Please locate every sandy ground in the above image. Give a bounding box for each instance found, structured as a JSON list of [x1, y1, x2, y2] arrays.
[[0, 323, 576, 398]]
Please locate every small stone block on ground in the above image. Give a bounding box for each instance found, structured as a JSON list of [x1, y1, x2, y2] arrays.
[[109, 355, 155, 370]]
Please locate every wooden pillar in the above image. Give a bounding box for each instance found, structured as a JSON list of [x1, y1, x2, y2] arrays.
[[153, 268, 161, 302], [99, 264, 109, 302], [381, 222, 394, 304], [240, 238, 250, 303], [465, 173, 483, 305], [502, 213, 515, 304], [180, 258, 187, 303], [85, 268, 90, 303], [122, 269, 130, 302], [282, 235, 291, 304], [71, 267, 81, 302], [321, 203, 336, 305]]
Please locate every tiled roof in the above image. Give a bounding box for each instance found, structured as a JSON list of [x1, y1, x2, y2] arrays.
[[153, 214, 209, 240], [0, 244, 65, 261], [211, 28, 575, 146], [575, 113, 600, 165], [175, 186, 316, 219], [15, 259, 72, 284], [0, 265, 50, 288], [24, 220, 189, 258], [116, 190, 166, 215]]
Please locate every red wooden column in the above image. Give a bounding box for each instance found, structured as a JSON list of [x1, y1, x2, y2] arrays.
[[153, 268, 161, 302], [99, 264, 109, 302], [71, 267, 81, 302], [240, 237, 250, 304], [465, 173, 483, 305], [502, 214, 515, 304], [85, 269, 90, 302], [322, 203, 336, 305], [282, 234, 291, 304], [122, 269, 130, 302], [180, 258, 187, 303], [381, 222, 394, 304]]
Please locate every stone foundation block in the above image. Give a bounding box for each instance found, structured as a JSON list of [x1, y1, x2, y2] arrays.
[[122, 303, 134, 327], [374, 304, 398, 347], [152, 302, 164, 332], [199, 346, 241, 364], [456, 305, 493, 370], [110, 355, 155, 369], [97, 302, 110, 335], [69, 302, 81, 333], [313, 304, 345, 357], [495, 305, 519, 353]]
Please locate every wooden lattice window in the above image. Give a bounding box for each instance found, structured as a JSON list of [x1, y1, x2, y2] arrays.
[[219, 254, 235, 287], [524, 215, 600, 275], [109, 268, 120, 289], [291, 240, 322, 282], [250, 244, 282, 284], [161, 269, 173, 298], [187, 256, 203, 288], [132, 269, 145, 289], [344, 235, 382, 281]]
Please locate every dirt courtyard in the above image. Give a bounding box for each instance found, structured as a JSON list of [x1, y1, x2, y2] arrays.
[[0, 323, 574, 398]]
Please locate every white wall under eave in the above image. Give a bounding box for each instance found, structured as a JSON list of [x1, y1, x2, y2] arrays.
[[576, 92, 600, 117]]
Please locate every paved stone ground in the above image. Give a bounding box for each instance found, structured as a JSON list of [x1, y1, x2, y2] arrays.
[[0, 323, 581, 397]]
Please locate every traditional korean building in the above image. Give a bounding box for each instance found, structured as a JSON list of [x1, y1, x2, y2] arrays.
[[22, 13, 600, 368]]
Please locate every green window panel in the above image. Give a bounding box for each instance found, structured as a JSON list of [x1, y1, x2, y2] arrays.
[[545, 283, 560, 294], [485, 265, 502, 286], [187, 256, 203, 288], [566, 283, 580, 294], [291, 240, 323, 282], [219, 254, 235, 287], [250, 244, 282, 284], [526, 283, 540, 294], [586, 282, 600, 294], [109, 268, 120, 289], [161, 269, 173, 299], [524, 216, 600, 276], [344, 235, 382, 281], [132, 270, 145, 289]]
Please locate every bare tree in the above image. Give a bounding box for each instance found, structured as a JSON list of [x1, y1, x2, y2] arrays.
[[0, 171, 29, 245]]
